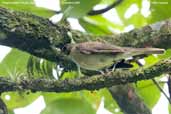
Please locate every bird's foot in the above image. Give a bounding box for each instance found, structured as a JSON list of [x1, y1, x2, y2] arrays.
[[99, 69, 113, 76], [99, 70, 106, 75], [77, 69, 84, 77]]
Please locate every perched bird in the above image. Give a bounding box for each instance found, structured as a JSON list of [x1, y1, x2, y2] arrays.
[[66, 41, 165, 72]]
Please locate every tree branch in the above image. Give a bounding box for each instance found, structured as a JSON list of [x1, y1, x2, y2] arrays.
[[87, 0, 124, 16], [71, 22, 171, 49], [0, 98, 8, 114], [0, 59, 170, 93], [0, 7, 72, 64], [109, 85, 151, 114], [152, 78, 171, 104]]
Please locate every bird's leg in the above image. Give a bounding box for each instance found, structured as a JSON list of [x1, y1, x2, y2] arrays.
[[104, 69, 113, 75], [77, 65, 83, 77], [69, 58, 84, 77], [111, 64, 117, 72], [99, 70, 106, 75], [75, 62, 84, 77], [91, 69, 106, 75]]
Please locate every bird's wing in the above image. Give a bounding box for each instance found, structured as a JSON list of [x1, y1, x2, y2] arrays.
[[76, 41, 125, 54]]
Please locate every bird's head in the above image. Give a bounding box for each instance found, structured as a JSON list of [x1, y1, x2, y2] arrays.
[[62, 43, 75, 54]]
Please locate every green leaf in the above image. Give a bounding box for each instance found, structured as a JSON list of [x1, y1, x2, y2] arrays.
[[135, 50, 171, 109], [158, 49, 171, 59], [115, 0, 171, 27], [168, 104, 171, 114], [2, 92, 41, 110], [149, 0, 171, 23], [79, 15, 124, 34], [43, 92, 77, 104], [61, 0, 100, 18], [136, 80, 161, 108], [115, 0, 148, 28], [143, 55, 160, 68], [81, 89, 123, 114], [8, 110, 14, 114], [0, 0, 55, 17], [0, 49, 29, 78], [100, 0, 115, 4], [98, 89, 122, 114], [43, 89, 121, 114], [41, 97, 96, 114], [79, 18, 112, 35], [143, 49, 171, 68], [27, 56, 57, 79]]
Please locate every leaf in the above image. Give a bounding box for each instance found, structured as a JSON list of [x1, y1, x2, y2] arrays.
[[8, 110, 14, 114], [168, 104, 171, 114], [0, 0, 55, 17], [79, 18, 112, 35], [143, 49, 171, 68], [0, 49, 29, 78], [100, 0, 115, 4], [42, 93, 96, 114], [143, 55, 160, 68], [43, 89, 122, 114], [158, 49, 171, 59], [134, 50, 171, 109], [115, 0, 148, 28], [136, 80, 162, 108], [81, 89, 123, 114], [43, 91, 81, 104], [149, 0, 171, 23], [79, 15, 124, 34], [115, 0, 171, 27], [1, 92, 41, 110], [27, 56, 56, 79], [61, 0, 100, 18]]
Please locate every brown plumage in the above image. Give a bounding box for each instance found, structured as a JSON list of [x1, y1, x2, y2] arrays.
[[66, 41, 165, 71]]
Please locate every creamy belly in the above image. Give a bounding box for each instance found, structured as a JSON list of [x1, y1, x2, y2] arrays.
[[70, 51, 116, 71]]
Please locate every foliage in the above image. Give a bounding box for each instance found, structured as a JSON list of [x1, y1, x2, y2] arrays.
[[0, 0, 171, 114]]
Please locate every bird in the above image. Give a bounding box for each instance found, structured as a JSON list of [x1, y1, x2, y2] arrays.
[[66, 41, 165, 74]]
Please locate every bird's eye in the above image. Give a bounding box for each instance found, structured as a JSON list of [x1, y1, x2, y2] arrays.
[[61, 45, 67, 51], [61, 44, 71, 54]]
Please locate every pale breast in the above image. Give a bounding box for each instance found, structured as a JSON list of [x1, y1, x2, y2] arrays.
[[70, 50, 115, 71]]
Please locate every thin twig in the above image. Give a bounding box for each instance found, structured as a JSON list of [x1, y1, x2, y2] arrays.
[[167, 75, 171, 99], [54, 0, 123, 16], [0, 97, 8, 114], [87, 0, 124, 16], [152, 78, 171, 104], [55, 10, 62, 14]]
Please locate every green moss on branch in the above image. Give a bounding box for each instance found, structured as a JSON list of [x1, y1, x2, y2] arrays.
[[71, 22, 171, 49], [0, 59, 170, 93], [0, 7, 71, 64]]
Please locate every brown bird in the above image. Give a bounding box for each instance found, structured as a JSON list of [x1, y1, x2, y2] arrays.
[[66, 41, 165, 73]]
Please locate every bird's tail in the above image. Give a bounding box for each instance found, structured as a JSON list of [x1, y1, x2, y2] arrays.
[[123, 47, 165, 56]]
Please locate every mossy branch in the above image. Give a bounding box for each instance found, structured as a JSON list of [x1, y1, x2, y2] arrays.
[[109, 85, 151, 114], [0, 59, 170, 93], [0, 7, 171, 63]]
